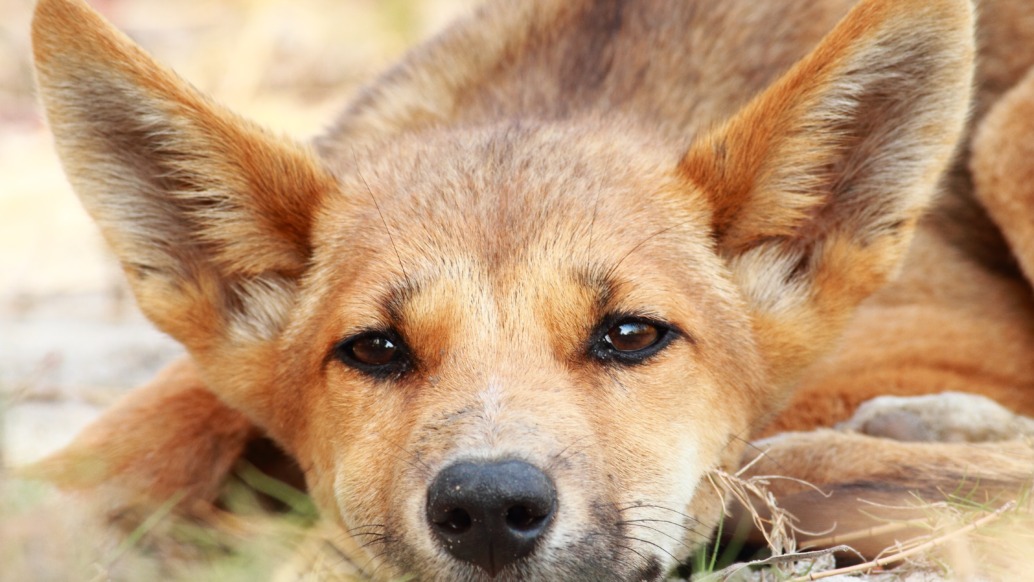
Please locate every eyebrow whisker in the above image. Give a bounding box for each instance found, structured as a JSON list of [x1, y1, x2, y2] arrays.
[[353, 148, 409, 282]]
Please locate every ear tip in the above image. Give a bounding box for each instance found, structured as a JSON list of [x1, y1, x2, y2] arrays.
[[848, 0, 976, 74], [32, 0, 90, 36], [32, 0, 163, 100], [901, 0, 975, 29], [928, 0, 977, 34], [857, 0, 975, 34], [32, 0, 110, 65]]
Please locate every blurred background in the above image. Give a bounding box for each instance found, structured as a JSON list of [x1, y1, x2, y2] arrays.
[[0, 0, 477, 468]]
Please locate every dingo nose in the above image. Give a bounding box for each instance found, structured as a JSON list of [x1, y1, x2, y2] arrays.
[[426, 459, 557, 577]]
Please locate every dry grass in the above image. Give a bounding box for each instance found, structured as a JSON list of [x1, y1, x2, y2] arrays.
[[7, 458, 1034, 581], [694, 464, 1034, 582], [1, 462, 351, 581]]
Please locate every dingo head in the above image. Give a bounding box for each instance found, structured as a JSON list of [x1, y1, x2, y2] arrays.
[[32, 0, 973, 578]]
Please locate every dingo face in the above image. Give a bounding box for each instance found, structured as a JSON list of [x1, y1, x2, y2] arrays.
[[283, 128, 763, 578], [31, 0, 974, 578]]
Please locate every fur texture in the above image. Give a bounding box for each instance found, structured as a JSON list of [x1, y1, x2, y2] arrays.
[[27, 0, 1034, 579]]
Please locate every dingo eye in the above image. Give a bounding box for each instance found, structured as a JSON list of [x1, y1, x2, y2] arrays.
[[607, 321, 660, 351], [592, 316, 675, 364], [334, 331, 410, 377]]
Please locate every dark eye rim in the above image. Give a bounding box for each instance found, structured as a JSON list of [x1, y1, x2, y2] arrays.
[[588, 313, 680, 366], [331, 329, 413, 379]]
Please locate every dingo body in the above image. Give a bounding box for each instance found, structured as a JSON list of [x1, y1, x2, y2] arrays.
[[28, 0, 1034, 579]]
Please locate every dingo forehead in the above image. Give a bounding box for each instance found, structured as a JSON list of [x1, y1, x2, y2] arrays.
[[312, 122, 719, 284], [298, 122, 743, 363]]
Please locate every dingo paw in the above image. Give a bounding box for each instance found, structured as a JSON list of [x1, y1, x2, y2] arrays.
[[838, 392, 1034, 442]]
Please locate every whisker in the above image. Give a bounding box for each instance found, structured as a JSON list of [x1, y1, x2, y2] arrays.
[[617, 520, 701, 549], [316, 531, 385, 580], [378, 446, 430, 478], [345, 525, 386, 533], [612, 534, 681, 564], [605, 219, 694, 278], [354, 535, 396, 581], [617, 502, 705, 526], [727, 430, 790, 475], [613, 543, 653, 566], [362, 545, 396, 581], [586, 186, 603, 258], [374, 432, 433, 477], [586, 531, 656, 567], [617, 518, 708, 541], [546, 434, 593, 471], [353, 148, 408, 281], [349, 530, 390, 540], [357, 535, 392, 552], [320, 538, 357, 569]]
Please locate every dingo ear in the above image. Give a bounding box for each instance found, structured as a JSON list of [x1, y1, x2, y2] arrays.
[[681, 0, 974, 387], [32, 0, 336, 349]]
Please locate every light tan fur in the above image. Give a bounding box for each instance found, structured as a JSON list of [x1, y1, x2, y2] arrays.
[[26, 0, 1034, 579]]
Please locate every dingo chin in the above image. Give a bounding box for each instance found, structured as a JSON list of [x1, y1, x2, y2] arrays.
[[27, 0, 1034, 579]]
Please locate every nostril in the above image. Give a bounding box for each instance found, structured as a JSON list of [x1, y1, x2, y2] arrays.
[[435, 507, 473, 533], [505, 504, 548, 532], [426, 459, 557, 576]]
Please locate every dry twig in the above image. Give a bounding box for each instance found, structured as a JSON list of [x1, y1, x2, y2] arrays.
[[787, 500, 1016, 581]]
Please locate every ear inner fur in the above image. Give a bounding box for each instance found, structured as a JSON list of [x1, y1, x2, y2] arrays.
[[679, 0, 974, 390], [31, 0, 336, 348], [682, 0, 973, 255]]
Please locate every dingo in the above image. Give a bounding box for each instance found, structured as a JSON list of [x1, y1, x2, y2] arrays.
[[29, 0, 1034, 579]]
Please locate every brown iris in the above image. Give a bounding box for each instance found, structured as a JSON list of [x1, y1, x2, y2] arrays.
[[604, 321, 661, 352], [334, 331, 410, 378], [349, 335, 398, 366], [590, 316, 676, 365]]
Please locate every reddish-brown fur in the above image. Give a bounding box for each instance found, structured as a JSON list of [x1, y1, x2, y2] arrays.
[[24, 357, 256, 512], [27, 0, 1034, 579]]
